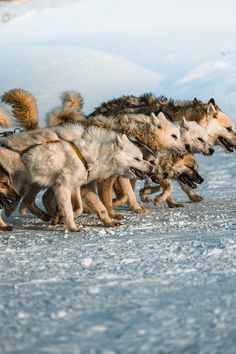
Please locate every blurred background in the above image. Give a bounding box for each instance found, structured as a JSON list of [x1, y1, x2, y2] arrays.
[[0, 0, 236, 123]]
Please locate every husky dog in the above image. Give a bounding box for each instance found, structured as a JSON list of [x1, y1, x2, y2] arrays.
[[92, 93, 236, 153], [2, 89, 178, 221], [0, 165, 20, 231], [91, 93, 236, 203], [140, 153, 204, 207], [0, 122, 151, 231]]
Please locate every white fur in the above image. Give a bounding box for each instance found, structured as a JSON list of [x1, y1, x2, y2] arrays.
[[21, 124, 152, 231]]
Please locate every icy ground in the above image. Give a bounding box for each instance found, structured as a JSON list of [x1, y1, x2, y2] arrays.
[[0, 150, 236, 354], [1, 1, 236, 353]]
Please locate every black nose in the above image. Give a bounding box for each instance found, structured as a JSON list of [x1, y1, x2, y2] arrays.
[[185, 144, 191, 151], [196, 174, 204, 184], [209, 148, 214, 155], [163, 172, 169, 179]]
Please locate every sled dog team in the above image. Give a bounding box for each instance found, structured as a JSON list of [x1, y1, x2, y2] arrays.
[[0, 89, 235, 231]]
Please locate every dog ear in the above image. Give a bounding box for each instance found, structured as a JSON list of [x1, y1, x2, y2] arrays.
[[207, 102, 217, 118], [181, 117, 189, 130], [116, 134, 127, 150], [208, 98, 216, 106], [0, 164, 10, 178]]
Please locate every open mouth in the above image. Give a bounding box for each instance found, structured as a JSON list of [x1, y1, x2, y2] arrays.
[[178, 173, 198, 189], [145, 172, 159, 184], [203, 148, 214, 156], [129, 167, 145, 180], [218, 137, 235, 153], [0, 192, 20, 213]]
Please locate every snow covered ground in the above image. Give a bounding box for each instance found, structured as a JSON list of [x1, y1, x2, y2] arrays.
[[0, 1, 236, 353]]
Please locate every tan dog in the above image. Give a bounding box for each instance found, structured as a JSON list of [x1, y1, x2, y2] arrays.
[[0, 164, 20, 231], [140, 153, 204, 207]]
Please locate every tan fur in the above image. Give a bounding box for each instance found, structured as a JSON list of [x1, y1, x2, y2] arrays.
[[0, 128, 60, 154], [1, 89, 39, 129], [0, 108, 13, 127], [0, 165, 20, 231], [140, 153, 203, 207], [47, 109, 86, 127], [61, 90, 84, 111]]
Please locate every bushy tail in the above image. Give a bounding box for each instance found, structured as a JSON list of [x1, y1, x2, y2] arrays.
[[1, 88, 39, 130], [47, 90, 86, 127], [47, 108, 86, 127], [61, 90, 84, 111], [89, 115, 119, 131], [0, 107, 13, 127]]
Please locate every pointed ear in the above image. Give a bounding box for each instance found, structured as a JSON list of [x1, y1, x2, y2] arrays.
[[121, 114, 129, 125], [181, 117, 189, 130], [0, 164, 10, 177], [208, 98, 216, 106], [207, 102, 216, 117], [193, 97, 199, 106], [156, 112, 167, 121], [116, 134, 123, 150]]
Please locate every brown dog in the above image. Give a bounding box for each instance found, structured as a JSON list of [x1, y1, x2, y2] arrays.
[[0, 165, 20, 231]]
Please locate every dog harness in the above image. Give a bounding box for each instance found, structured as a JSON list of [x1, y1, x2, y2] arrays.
[[67, 141, 88, 169]]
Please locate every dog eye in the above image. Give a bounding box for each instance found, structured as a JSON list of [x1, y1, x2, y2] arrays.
[[157, 125, 162, 129], [134, 157, 141, 162], [226, 127, 232, 132], [197, 137, 204, 142], [171, 134, 177, 140], [2, 181, 9, 187]]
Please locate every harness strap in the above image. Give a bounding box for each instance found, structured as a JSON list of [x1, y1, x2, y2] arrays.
[[68, 141, 88, 169]]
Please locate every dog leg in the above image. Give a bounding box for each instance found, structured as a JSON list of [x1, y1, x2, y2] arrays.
[[0, 208, 13, 231], [139, 185, 161, 202], [53, 180, 83, 232], [72, 187, 83, 219], [23, 184, 51, 221], [113, 176, 128, 207], [42, 188, 56, 216], [98, 176, 125, 220], [81, 185, 121, 227], [166, 195, 184, 208], [19, 201, 29, 216], [154, 179, 173, 205], [179, 182, 203, 202], [121, 177, 148, 214]]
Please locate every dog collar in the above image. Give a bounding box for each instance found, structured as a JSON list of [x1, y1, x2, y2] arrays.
[[68, 141, 88, 169]]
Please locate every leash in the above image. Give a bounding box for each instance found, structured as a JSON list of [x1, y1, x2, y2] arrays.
[[0, 127, 23, 137], [0, 127, 88, 169], [67, 141, 88, 169]]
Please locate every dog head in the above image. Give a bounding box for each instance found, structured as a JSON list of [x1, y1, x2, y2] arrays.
[[200, 99, 236, 153], [0, 165, 20, 214], [114, 134, 154, 179], [150, 112, 186, 155], [171, 153, 204, 188], [180, 118, 214, 155]]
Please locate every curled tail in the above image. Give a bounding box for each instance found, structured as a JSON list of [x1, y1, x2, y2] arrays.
[[61, 90, 84, 111], [0, 107, 13, 127], [47, 108, 86, 127], [47, 90, 86, 127], [1, 88, 39, 130]]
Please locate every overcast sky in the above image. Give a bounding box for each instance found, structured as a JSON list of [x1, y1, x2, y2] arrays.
[[1, 0, 236, 39]]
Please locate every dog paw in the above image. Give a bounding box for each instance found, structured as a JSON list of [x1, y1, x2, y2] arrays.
[[68, 226, 84, 232], [105, 220, 122, 227], [167, 202, 184, 208], [113, 213, 125, 220], [140, 196, 151, 203], [0, 224, 13, 231], [40, 212, 51, 222], [134, 207, 149, 214], [190, 195, 203, 202]]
